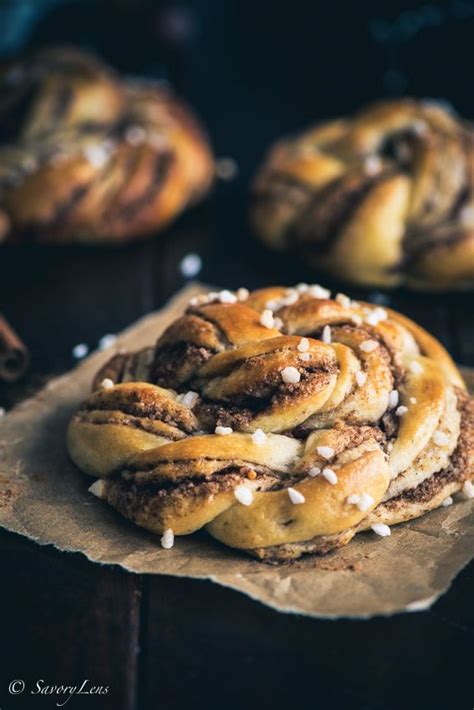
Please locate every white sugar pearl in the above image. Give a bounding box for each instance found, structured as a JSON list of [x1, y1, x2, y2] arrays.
[[251, 428, 267, 445], [218, 289, 237, 303], [72, 343, 89, 359], [126, 125, 147, 145], [273, 317, 284, 330], [364, 154, 383, 176], [237, 287, 249, 301], [306, 284, 331, 299], [335, 293, 351, 308], [360, 339, 379, 353], [433, 430, 449, 446], [395, 405, 408, 416], [234, 485, 253, 506], [316, 446, 335, 460], [365, 307, 388, 326], [308, 467, 321, 477], [83, 144, 110, 168], [281, 366, 301, 384], [388, 390, 399, 409], [442, 496, 453, 507], [322, 325, 332, 343], [288, 487, 305, 504], [388, 390, 400, 409], [371, 523, 391, 537], [176, 391, 199, 408], [297, 337, 310, 352], [409, 397, 417, 404], [462, 480, 474, 499], [460, 205, 474, 228], [355, 371, 367, 387], [160, 528, 174, 549], [100, 378, 114, 390], [215, 426, 233, 435], [322, 468, 338, 485], [347, 494, 361, 505], [179, 253, 202, 278], [357, 492, 375, 512], [299, 352, 311, 362], [88, 479, 104, 498], [98, 334, 117, 350], [409, 360, 423, 375], [351, 314, 363, 326], [260, 309, 275, 329]]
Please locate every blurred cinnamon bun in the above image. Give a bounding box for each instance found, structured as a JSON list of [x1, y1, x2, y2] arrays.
[[0, 46, 214, 244]]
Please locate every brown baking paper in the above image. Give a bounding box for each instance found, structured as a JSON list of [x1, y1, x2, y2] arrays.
[[0, 284, 473, 619]]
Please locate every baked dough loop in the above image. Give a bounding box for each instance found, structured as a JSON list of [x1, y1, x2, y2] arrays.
[[67, 286, 474, 560], [0, 47, 213, 244], [251, 99, 474, 291]]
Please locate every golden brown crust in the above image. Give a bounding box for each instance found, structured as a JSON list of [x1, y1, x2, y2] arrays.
[[251, 99, 474, 291], [0, 46, 213, 244], [67, 285, 474, 559]]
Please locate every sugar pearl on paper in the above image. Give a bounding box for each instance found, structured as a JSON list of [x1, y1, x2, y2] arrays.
[[98, 333, 117, 350], [251, 428, 267, 445], [234, 485, 253, 506], [371, 523, 391, 537], [160, 528, 174, 549], [288, 487, 305, 504], [322, 468, 338, 485], [281, 366, 301, 384], [72, 343, 89, 359], [179, 253, 202, 278]]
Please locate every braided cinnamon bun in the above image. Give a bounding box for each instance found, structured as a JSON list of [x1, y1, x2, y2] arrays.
[[67, 285, 474, 560], [0, 47, 213, 244], [251, 100, 474, 291]]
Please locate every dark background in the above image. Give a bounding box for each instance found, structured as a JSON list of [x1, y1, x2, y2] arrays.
[[0, 1, 473, 709]]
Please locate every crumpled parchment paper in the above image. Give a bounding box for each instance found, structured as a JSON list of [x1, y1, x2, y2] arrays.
[[0, 284, 472, 619]]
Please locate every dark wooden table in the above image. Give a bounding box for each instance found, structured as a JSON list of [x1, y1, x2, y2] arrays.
[[0, 182, 472, 710]]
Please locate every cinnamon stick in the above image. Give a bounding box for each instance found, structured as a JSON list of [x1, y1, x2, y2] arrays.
[[0, 314, 29, 382]]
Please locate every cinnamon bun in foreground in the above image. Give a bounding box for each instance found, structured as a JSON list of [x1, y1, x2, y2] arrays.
[[67, 285, 474, 560]]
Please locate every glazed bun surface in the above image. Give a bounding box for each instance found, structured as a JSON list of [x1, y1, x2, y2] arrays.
[[68, 285, 474, 560]]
